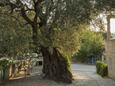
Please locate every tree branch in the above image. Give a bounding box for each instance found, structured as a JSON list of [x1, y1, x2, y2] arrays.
[[21, 7, 33, 26]]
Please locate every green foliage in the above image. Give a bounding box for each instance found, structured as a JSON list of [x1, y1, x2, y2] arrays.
[[0, 0, 111, 58], [95, 0, 115, 12], [0, 58, 9, 69], [96, 61, 108, 77], [0, 58, 17, 69], [52, 28, 81, 56], [0, 58, 10, 80], [0, 13, 32, 56], [74, 29, 105, 63]]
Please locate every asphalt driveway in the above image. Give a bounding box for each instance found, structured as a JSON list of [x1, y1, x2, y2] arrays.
[[71, 64, 115, 86]]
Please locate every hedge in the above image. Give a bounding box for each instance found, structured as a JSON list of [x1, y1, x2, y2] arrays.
[[96, 61, 108, 77]]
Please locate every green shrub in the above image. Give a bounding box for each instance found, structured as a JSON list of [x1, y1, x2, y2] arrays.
[[0, 58, 10, 80], [96, 61, 108, 77], [96, 61, 101, 74], [73, 30, 105, 63]]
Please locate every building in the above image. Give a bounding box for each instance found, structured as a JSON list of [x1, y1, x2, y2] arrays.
[[106, 15, 115, 78]]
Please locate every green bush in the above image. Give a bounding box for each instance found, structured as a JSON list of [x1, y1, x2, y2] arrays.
[[0, 58, 10, 80], [73, 30, 105, 63], [96, 61, 108, 77]]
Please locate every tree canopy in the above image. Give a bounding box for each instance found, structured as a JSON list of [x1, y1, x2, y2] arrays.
[[0, 10, 32, 57], [73, 29, 105, 63]]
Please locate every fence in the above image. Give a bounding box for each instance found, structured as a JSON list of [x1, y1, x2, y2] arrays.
[[0, 58, 43, 83]]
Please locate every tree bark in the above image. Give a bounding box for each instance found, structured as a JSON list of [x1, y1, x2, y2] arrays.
[[41, 46, 73, 84], [31, 25, 38, 53], [30, 15, 73, 84], [31, 23, 73, 83]]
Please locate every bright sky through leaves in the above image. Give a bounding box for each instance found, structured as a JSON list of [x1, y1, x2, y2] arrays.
[[110, 18, 115, 33]]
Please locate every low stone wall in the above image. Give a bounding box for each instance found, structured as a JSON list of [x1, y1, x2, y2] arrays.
[[106, 39, 115, 78]]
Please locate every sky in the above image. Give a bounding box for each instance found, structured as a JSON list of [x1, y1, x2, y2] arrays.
[[110, 18, 115, 33]]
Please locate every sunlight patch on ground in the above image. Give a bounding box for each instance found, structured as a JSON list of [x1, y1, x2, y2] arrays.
[[73, 73, 90, 80]]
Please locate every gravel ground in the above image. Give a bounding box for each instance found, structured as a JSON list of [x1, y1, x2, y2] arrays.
[[1, 64, 115, 86]]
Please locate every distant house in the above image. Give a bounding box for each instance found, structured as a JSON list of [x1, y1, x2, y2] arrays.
[[106, 15, 115, 79]]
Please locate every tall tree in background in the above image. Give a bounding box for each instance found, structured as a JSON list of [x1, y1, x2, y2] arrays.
[[74, 29, 105, 63]]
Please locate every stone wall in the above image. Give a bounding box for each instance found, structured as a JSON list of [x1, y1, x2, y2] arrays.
[[106, 39, 115, 78]]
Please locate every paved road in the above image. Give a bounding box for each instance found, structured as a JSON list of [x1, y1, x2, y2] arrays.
[[1, 64, 115, 86], [69, 64, 115, 86], [72, 64, 96, 72]]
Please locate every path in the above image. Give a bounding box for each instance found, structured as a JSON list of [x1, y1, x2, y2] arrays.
[[71, 64, 115, 86], [1, 64, 115, 86]]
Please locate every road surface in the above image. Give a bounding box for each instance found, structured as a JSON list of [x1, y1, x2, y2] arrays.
[[70, 64, 115, 86], [1, 64, 115, 86]]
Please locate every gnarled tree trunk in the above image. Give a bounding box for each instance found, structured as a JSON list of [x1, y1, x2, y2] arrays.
[[41, 46, 73, 84], [31, 24, 73, 83]]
